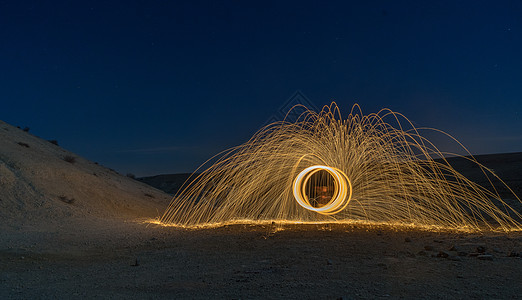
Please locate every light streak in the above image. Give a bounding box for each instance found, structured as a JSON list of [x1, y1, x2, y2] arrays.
[[159, 103, 522, 231]]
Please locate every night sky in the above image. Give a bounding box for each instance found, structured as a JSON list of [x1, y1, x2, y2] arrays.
[[2, 1, 522, 176]]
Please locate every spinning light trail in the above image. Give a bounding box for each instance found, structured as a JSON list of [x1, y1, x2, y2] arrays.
[[160, 103, 522, 231], [292, 165, 352, 215]]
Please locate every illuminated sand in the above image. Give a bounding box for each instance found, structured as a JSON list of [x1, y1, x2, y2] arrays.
[[161, 103, 522, 231]]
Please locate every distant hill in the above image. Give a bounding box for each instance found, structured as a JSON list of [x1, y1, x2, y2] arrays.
[[441, 152, 522, 199], [139, 153, 522, 202], [137, 173, 197, 195]]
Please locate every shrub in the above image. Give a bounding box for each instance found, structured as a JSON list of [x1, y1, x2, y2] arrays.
[[48, 140, 59, 146], [58, 196, 75, 204], [64, 155, 76, 163], [18, 142, 30, 148], [23, 127, 30, 132], [126, 173, 136, 179]]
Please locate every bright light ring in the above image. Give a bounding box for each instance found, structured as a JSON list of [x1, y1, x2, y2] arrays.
[[293, 165, 352, 215]]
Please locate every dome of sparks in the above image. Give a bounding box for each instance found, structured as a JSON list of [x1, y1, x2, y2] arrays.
[[160, 103, 522, 231]]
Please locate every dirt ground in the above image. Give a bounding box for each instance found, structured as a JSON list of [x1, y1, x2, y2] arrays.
[[1, 219, 521, 299]]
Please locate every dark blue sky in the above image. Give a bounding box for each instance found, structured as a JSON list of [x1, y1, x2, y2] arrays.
[[2, 1, 522, 176]]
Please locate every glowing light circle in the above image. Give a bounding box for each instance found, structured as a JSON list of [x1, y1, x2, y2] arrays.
[[293, 165, 352, 215]]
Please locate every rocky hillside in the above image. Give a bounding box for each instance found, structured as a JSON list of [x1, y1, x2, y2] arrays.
[[0, 120, 171, 229]]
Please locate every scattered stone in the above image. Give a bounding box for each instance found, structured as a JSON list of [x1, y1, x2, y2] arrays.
[[405, 251, 416, 258], [434, 239, 443, 243], [477, 254, 493, 261], [437, 251, 449, 258], [476, 246, 486, 253], [492, 248, 502, 253], [449, 245, 458, 251], [424, 245, 434, 251], [404, 237, 411, 242], [507, 251, 520, 257], [377, 263, 387, 269], [327, 259, 333, 265], [457, 251, 468, 257], [468, 253, 480, 257], [131, 258, 140, 266], [417, 250, 428, 256], [448, 255, 462, 261]]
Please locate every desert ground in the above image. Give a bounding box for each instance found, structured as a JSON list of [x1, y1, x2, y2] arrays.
[[2, 220, 521, 299], [1, 120, 521, 299]]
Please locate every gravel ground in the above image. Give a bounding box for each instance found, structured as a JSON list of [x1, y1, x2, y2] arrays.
[[1, 220, 521, 299]]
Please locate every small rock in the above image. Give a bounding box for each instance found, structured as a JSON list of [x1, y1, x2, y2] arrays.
[[437, 251, 449, 258], [508, 251, 521, 257], [131, 258, 140, 266], [477, 254, 493, 261], [327, 259, 333, 265], [468, 252, 480, 257], [424, 245, 434, 251], [377, 263, 387, 269], [417, 250, 428, 256], [434, 239, 443, 243], [449, 245, 458, 251], [448, 256, 462, 261], [457, 251, 468, 257], [476, 246, 486, 253], [404, 237, 412, 242], [406, 251, 416, 258]]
